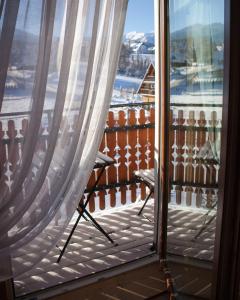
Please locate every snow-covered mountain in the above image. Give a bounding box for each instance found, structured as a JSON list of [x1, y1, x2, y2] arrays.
[[125, 31, 154, 43], [124, 31, 155, 54], [124, 23, 224, 57]]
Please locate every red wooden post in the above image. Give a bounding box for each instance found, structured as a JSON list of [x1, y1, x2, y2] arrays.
[[106, 111, 117, 208], [169, 109, 174, 203], [148, 107, 155, 169], [195, 111, 207, 207], [128, 109, 138, 203], [185, 111, 195, 206], [0, 121, 6, 179], [175, 110, 184, 205]]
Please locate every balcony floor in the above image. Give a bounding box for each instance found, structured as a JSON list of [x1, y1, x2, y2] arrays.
[[14, 200, 215, 298]]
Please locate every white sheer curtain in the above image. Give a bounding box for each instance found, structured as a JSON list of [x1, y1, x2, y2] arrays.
[[0, 0, 128, 281]]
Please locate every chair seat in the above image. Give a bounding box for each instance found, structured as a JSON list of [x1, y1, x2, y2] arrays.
[[134, 168, 155, 189], [134, 168, 155, 216], [94, 151, 115, 168]]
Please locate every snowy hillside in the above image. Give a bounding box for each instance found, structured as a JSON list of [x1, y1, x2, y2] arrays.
[[123, 23, 224, 58], [124, 31, 155, 54]]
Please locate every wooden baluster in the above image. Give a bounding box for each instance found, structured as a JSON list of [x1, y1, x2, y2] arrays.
[[14, 118, 23, 169], [171, 109, 178, 204], [88, 191, 96, 213], [135, 109, 142, 201], [128, 109, 138, 203], [138, 108, 149, 201], [4, 120, 17, 191], [138, 108, 148, 170], [118, 110, 127, 181], [20, 117, 29, 146], [104, 188, 111, 209], [18, 118, 29, 197], [145, 109, 151, 169], [106, 111, 116, 208], [208, 111, 218, 144], [86, 164, 97, 214], [98, 134, 106, 186], [117, 110, 127, 206], [124, 109, 132, 205], [86, 169, 96, 192], [169, 109, 174, 203], [206, 110, 218, 208], [109, 188, 116, 209], [98, 134, 106, 210], [94, 190, 100, 212], [195, 111, 206, 207], [120, 184, 127, 206], [185, 111, 195, 206], [0, 121, 6, 180], [175, 110, 184, 205], [215, 110, 221, 184], [209, 110, 218, 186], [7, 120, 18, 169], [149, 107, 155, 169]]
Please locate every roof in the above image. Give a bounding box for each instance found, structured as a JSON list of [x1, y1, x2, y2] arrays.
[[137, 62, 155, 95]]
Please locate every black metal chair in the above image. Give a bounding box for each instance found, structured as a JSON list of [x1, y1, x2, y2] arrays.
[[57, 152, 115, 263], [192, 140, 220, 240], [134, 168, 154, 215]]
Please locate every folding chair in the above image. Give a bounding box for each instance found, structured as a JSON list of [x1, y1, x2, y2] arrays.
[[57, 152, 115, 263], [193, 140, 220, 240], [134, 168, 154, 215]]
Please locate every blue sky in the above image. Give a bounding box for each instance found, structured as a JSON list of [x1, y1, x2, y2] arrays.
[[124, 0, 224, 34], [15, 0, 224, 36], [124, 0, 154, 33]]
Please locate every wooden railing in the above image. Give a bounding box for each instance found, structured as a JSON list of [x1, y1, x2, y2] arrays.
[[0, 102, 222, 213], [169, 104, 222, 209], [85, 102, 155, 212]]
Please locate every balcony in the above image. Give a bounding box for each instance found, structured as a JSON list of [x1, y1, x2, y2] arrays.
[[0, 101, 220, 298]]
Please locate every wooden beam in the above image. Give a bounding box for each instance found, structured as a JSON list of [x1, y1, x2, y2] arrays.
[[154, 0, 169, 260]]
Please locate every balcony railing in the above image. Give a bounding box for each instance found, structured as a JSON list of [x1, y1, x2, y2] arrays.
[[0, 101, 222, 213]]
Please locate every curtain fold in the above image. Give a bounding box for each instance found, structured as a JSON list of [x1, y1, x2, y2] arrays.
[[0, 0, 128, 281], [0, 0, 19, 110], [0, 0, 57, 234]]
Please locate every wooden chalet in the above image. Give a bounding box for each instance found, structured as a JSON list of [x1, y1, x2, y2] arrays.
[[137, 62, 155, 102]]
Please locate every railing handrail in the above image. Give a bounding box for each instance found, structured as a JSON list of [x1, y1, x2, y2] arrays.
[[109, 101, 155, 108], [0, 101, 224, 119], [170, 103, 222, 107], [0, 102, 156, 119]]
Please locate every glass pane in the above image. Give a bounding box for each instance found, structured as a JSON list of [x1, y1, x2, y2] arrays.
[[168, 0, 224, 298]]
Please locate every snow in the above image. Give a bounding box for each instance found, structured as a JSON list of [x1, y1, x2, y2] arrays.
[[124, 31, 155, 54], [115, 75, 142, 84], [1, 69, 223, 115], [125, 31, 146, 42]]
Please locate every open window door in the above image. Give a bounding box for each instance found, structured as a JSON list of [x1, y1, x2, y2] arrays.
[[155, 0, 240, 299]]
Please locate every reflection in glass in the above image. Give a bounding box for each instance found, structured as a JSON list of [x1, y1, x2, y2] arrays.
[[167, 0, 224, 297]]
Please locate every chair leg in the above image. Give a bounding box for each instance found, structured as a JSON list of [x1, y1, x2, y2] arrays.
[[57, 212, 83, 263], [193, 213, 216, 240], [193, 201, 218, 240], [138, 190, 154, 216], [83, 208, 115, 244], [56, 166, 109, 262]]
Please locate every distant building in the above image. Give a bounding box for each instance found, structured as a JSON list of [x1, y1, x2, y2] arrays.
[[137, 62, 155, 102]]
